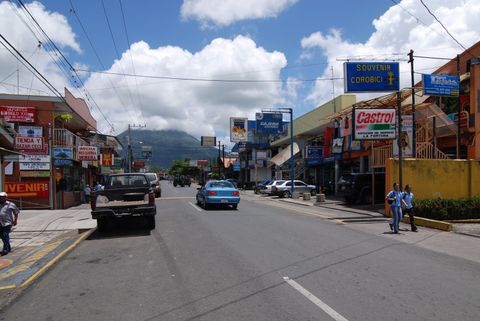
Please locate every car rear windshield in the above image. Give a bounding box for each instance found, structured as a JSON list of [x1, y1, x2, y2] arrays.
[[209, 181, 234, 188], [108, 175, 148, 187], [338, 175, 354, 184], [145, 174, 157, 181]]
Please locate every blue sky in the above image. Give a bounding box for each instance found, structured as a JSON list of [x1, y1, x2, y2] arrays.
[[0, 0, 479, 145]]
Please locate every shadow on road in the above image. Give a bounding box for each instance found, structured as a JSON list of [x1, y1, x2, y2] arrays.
[[87, 218, 152, 240]]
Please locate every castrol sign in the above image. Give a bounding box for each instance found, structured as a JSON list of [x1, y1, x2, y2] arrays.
[[353, 108, 396, 140]]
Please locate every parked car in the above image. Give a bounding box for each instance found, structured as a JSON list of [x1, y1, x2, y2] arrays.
[[173, 175, 191, 187], [270, 180, 317, 198], [196, 180, 240, 210], [145, 172, 161, 198], [336, 173, 386, 204], [254, 179, 272, 194], [262, 180, 285, 195], [90, 173, 156, 231]]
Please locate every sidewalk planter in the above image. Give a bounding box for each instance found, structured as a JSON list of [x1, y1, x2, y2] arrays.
[[316, 194, 326, 202], [414, 197, 480, 221], [303, 193, 311, 201], [292, 192, 300, 199]]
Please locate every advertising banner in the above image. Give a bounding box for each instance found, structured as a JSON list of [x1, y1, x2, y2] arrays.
[[20, 171, 50, 178], [15, 136, 44, 150], [18, 125, 43, 137], [77, 146, 98, 161], [0, 106, 35, 122], [339, 115, 352, 137], [305, 146, 323, 167], [201, 136, 216, 147], [353, 109, 396, 140], [233, 163, 240, 172], [350, 137, 362, 151], [54, 159, 73, 167], [255, 113, 283, 134], [332, 138, 344, 154], [101, 153, 114, 166], [230, 117, 248, 142], [189, 160, 197, 167], [422, 74, 459, 96], [19, 155, 50, 163], [19, 162, 51, 170], [53, 147, 74, 159], [393, 115, 413, 157], [197, 160, 209, 167], [344, 62, 400, 93], [5, 181, 49, 198]]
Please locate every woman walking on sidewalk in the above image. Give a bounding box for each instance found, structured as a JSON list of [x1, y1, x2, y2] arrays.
[[0, 192, 20, 255], [402, 185, 417, 232], [386, 182, 402, 234]]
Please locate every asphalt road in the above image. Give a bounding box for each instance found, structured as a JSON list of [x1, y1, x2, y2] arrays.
[[1, 182, 479, 321]]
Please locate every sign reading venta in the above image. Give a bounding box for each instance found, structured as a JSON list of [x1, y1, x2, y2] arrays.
[[353, 109, 396, 140], [422, 74, 459, 96], [77, 146, 98, 161], [0, 106, 35, 122], [344, 62, 400, 93], [15, 136, 44, 149]]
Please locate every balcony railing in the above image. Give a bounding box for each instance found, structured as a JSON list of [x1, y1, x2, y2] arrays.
[[53, 128, 89, 148]]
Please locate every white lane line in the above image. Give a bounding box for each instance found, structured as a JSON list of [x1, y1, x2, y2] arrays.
[[283, 277, 349, 321], [188, 201, 202, 212]]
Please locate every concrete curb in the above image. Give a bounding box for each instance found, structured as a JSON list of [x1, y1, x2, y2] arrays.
[[384, 211, 453, 232], [446, 219, 480, 223]]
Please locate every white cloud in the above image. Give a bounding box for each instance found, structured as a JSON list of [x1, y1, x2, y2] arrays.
[[84, 36, 287, 137], [0, 1, 80, 95], [300, 0, 480, 105], [181, 0, 297, 27]]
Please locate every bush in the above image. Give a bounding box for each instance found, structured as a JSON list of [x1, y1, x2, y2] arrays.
[[413, 197, 480, 221]]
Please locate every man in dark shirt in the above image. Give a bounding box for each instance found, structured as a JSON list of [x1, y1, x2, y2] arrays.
[[0, 192, 19, 255]]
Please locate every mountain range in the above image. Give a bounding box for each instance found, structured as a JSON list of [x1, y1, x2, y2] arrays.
[[117, 129, 219, 168]]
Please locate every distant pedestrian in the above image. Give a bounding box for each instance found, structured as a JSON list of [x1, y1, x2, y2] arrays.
[[386, 182, 402, 234], [0, 192, 19, 256], [401, 185, 417, 232], [84, 184, 91, 203], [94, 181, 103, 191]]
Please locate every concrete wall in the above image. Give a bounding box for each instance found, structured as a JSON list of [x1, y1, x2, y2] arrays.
[[386, 158, 480, 199]]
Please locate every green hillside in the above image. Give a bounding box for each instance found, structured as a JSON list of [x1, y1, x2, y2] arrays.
[[118, 129, 219, 168]]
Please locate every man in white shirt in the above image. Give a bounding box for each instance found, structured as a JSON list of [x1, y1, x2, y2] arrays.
[[0, 192, 19, 255]]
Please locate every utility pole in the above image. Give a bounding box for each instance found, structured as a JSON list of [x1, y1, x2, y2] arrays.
[[456, 54, 461, 159], [408, 49, 416, 157], [397, 91, 403, 190], [127, 123, 146, 173], [218, 140, 221, 176], [222, 144, 225, 177]]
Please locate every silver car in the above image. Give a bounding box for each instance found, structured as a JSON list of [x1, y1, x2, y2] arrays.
[[271, 180, 316, 198], [263, 180, 285, 195]]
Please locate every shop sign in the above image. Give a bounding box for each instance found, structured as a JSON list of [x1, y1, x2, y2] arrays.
[[230, 117, 248, 142], [306, 146, 323, 167], [422, 74, 459, 96], [233, 163, 240, 172], [20, 171, 50, 178], [133, 160, 145, 168], [197, 160, 208, 167], [53, 147, 73, 159], [0, 106, 35, 122], [5, 181, 49, 198], [100, 166, 111, 174], [201, 136, 216, 147], [344, 62, 399, 93], [15, 136, 44, 150], [350, 137, 362, 151], [255, 113, 283, 134], [101, 153, 114, 166], [352, 108, 396, 140], [18, 143, 48, 155], [54, 159, 73, 167], [19, 155, 50, 163], [332, 138, 344, 154], [18, 125, 43, 137], [19, 162, 50, 170], [77, 146, 98, 161]]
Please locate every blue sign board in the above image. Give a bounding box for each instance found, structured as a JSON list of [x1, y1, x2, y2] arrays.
[[233, 163, 241, 172], [256, 113, 284, 134], [306, 146, 323, 167], [344, 62, 400, 92], [53, 147, 73, 159], [422, 74, 459, 96], [54, 159, 73, 167]]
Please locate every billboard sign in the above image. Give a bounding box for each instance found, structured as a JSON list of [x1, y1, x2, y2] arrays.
[[344, 62, 400, 93], [305, 146, 323, 166], [255, 113, 283, 134], [0, 106, 35, 122], [15, 136, 44, 150], [422, 74, 459, 96], [353, 109, 396, 140], [101, 153, 114, 166], [53, 147, 74, 159], [18, 125, 43, 137], [201, 136, 216, 147], [19, 162, 51, 170], [230, 117, 248, 142], [77, 146, 98, 161], [5, 181, 49, 198], [332, 138, 344, 154], [393, 115, 414, 157]]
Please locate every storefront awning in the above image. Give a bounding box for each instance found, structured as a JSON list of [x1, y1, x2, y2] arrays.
[[269, 143, 299, 166]]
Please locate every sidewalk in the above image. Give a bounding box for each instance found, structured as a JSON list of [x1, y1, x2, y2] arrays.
[[0, 204, 95, 295]]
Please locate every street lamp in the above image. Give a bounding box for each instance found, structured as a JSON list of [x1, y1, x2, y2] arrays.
[[262, 107, 294, 196]]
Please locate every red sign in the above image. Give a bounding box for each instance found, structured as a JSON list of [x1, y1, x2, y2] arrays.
[[101, 153, 114, 166], [5, 181, 49, 198], [15, 136, 44, 150], [133, 160, 145, 168], [18, 143, 49, 155], [77, 146, 98, 161], [197, 160, 209, 166], [0, 106, 35, 122]]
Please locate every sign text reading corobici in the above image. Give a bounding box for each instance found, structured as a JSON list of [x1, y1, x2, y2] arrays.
[[344, 62, 400, 93]]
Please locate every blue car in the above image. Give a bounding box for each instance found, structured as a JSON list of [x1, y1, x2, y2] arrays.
[[196, 180, 240, 210]]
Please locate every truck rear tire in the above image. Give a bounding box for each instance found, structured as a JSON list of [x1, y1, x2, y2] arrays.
[[146, 216, 156, 230], [97, 217, 108, 233]]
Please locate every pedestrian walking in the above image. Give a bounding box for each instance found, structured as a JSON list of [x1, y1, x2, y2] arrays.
[[84, 184, 91, 204], [401, 185, 417, 232], [0, 192, 19, 256], [94, 181, 103, 192], [386, 182, 402, 234]]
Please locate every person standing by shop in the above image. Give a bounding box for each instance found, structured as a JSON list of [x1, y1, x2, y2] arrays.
[[0, 192, 20, 256], [84, 184, 91, 204], [402, 185, 417, 232], [386, 182, 402, 234]]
